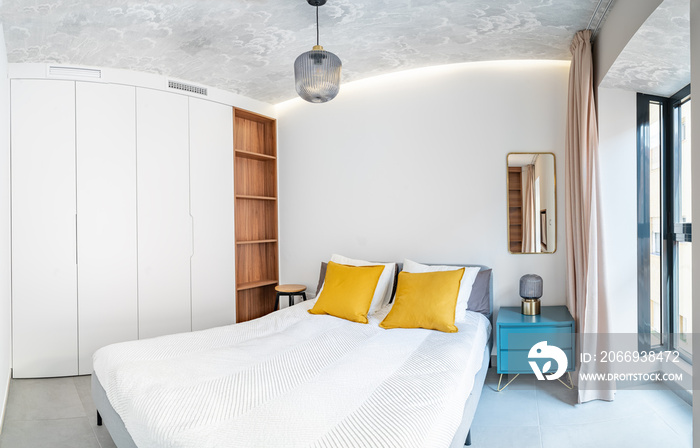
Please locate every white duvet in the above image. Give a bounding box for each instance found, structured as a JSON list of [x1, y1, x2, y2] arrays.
[[93, 300, 491, 448]]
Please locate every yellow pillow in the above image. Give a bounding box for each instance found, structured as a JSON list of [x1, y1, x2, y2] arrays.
[[308, 261, 385, 324], [379, 269, 465, 333]]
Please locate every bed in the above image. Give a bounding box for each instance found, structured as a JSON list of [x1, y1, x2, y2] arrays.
[[92, 263, 493, 448]]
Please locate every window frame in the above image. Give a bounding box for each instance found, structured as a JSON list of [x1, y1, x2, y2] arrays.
[[637, 92, 669, 352], [669, 86, 692, 362], [637, 84, 692, 363]]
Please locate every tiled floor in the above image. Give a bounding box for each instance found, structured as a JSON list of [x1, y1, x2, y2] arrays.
[[0, 369, 692, 448], [0, 375, 115, 448], [469, 368, 693, 448]]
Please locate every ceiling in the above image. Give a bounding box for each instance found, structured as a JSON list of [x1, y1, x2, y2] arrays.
[[600, 0, 689, 96], [1, 0, 609, 104]]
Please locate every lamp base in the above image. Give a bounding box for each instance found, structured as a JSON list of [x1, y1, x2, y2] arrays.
[[521, 299, 541, 315]]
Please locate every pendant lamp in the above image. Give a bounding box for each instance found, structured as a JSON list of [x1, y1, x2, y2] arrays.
[[294, 0, 342, 103]]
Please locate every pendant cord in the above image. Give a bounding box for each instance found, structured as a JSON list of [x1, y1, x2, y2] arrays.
[[316, 5, 320, 46]]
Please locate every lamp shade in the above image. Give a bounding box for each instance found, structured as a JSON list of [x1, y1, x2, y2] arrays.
[[519, 274, 543, 299], [294, 46, 342, 103]]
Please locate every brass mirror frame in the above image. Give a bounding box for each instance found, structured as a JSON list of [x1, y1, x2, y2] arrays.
[[506, 152, 557, 254]]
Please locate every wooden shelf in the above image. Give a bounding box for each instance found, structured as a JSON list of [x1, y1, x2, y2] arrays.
[[235, 149, 276, 161], [236, 195, 276, 201], [236, 239, 277, 245], [508, 166, 523, 252], [237, 279, 278, 291], [234, 107, 278, 323]]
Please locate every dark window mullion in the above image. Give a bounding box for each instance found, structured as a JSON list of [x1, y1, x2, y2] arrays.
[[661, 96, 673, 351], [669, 85, 692, 361], [637, 93, 653, 352]]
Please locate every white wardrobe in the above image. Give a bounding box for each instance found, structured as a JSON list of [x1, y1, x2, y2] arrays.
[[11, 79, 236, 378]]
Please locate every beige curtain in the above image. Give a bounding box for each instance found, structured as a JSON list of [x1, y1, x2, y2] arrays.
[[522, 164, 536, 252], [565, 29, 614, 403]]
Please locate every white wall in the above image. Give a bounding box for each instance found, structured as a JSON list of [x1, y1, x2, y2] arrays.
[[0, 20, 11, 431], [597, 87, 638, 334], [690, 0, 700, 443], [276, 60, 570, 315]]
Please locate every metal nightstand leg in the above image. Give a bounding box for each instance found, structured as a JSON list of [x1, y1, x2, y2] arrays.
[[557, 372, 574, 390], [497, 373, 519, 392], [498, 372, 573, 391]]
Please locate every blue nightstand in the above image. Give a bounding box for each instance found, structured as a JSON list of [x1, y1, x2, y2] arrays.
[[496, 305, 575, 391]]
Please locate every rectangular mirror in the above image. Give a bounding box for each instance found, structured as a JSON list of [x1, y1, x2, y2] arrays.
[[507, 153, 556, 254]]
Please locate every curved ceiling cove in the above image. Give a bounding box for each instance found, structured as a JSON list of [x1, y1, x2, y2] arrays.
[[2, 0, 604, 104], [601, 0, 689, 97]]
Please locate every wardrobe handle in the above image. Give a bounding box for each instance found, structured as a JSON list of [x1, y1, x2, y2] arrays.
[[75, 213, 78, 265]]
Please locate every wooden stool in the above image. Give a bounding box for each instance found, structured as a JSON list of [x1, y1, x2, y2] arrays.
[[275, 284, 307, 310]]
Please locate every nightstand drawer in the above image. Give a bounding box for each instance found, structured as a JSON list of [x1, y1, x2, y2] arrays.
[[499, 348, 575, 373], [498, 325, 574, 350]]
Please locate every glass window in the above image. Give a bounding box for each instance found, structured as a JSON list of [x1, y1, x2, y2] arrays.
[[637, 86, 692, 361]]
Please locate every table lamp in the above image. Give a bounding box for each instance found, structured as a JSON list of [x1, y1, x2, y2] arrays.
[[520, 274, 543, 315]]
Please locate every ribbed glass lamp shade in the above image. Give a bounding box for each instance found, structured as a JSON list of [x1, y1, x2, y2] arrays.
[[294, 47, 342, 103], [519, 274, 543, 299]]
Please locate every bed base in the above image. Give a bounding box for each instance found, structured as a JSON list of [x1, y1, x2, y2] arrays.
[[449, 339, 491, 448], [92, 374, 138, 448]]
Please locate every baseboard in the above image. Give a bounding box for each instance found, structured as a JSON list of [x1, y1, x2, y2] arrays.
[[0, 367, 10, 435]]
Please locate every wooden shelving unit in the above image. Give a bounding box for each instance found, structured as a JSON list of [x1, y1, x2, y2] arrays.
[[508, 167, 523, 253], [234, 108, 278, 322]]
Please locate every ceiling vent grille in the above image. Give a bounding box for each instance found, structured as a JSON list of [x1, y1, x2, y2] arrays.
[[168, 81, 207, 96], [48, 66, 102, 79]]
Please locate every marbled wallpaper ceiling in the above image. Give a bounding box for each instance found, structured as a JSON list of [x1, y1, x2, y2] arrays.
[[601, 0, 689, 97], [0, 0, 612, 104]]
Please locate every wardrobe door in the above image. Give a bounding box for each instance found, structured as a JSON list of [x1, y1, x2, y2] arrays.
[[189, 98, 235, 330], [11, 80, 78, 378], [136, 88, 192, 339], [76, 82, 138, 374]]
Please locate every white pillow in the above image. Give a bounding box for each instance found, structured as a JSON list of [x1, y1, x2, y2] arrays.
[[330, 254, 396, 314], [402, 259, 480, 323]]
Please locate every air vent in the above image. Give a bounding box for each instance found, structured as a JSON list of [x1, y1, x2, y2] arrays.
[[48, 66, 102, 79], [168, 81, 207, 96]]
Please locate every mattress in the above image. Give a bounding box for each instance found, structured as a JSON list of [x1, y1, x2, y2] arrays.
[[93, 300, 491, 448]]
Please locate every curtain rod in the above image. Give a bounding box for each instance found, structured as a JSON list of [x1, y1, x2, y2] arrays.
[[587, 0, 615, 40], [586, 0, 604, 30]]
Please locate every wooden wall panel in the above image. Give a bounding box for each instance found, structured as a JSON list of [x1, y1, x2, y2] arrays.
[[235, 200, 278, 242], [234, 117, 267, 154], [236, 243, 278, 285], [236, 286, 277, 323], [235, 158, 277, 197]]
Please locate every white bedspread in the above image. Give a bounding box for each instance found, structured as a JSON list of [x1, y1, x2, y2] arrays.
[[93, 300, 491, 448]]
